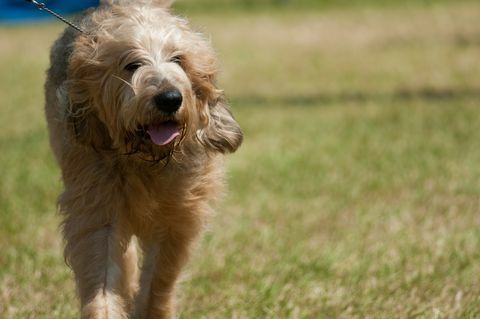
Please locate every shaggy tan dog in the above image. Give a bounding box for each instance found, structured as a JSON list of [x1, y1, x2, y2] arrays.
[[44, 0, 242, 318]]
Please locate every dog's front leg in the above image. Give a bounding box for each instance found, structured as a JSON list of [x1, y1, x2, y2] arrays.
[[63, 214, 134, 319], [135, 230, 195, 319]]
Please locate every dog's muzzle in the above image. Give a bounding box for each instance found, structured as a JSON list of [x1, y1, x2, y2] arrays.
[[153, 89, 183, 114], [143, 89, 183, 146]]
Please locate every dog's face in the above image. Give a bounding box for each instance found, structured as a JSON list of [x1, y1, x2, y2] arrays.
[[66, 1, 242, 161]]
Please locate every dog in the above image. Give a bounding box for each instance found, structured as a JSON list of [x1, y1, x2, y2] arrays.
[[44, 0, 242, 318]]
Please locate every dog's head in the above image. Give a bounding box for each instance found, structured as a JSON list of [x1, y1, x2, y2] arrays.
[[65, 0, 242, 161]]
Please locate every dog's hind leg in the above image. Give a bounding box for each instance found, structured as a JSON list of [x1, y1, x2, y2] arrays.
[[63, 213, 134, 319]]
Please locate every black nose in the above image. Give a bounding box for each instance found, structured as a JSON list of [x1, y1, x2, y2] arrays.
[[153, 89, 183, 114]]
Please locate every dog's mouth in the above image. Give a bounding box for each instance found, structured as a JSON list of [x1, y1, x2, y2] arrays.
[[125, 120, 182, 160], [145, 120, 181, 146]]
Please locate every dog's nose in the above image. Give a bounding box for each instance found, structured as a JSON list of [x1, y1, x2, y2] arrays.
[[153, 89, 183, 114]]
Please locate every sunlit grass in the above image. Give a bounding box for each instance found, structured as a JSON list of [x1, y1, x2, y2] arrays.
[[1, 2, 480, 318]]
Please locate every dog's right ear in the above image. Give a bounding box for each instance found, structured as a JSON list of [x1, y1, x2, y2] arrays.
[[62, 82, 112, 150], [65, 102, 112, 151], [65, 35, 112, 150]]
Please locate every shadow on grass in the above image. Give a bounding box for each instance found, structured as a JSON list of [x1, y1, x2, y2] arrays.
[[230, 87, 480, 107]]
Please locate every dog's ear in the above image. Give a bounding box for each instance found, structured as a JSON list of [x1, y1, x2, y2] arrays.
[[179, 33, 242, 153], [62, 84, 112, 150], [65, 35, 113, 150], [66, 103, 113, 151], [198, 98, 243, 154]]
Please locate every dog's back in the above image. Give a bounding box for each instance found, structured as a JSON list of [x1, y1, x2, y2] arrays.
[[44, 13, 90, 163]]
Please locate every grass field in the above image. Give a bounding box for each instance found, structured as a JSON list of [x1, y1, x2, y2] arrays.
[[1, 1, 480, 318]]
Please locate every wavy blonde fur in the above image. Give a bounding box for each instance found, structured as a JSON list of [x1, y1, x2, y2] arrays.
[[44, 1, 242, 318]]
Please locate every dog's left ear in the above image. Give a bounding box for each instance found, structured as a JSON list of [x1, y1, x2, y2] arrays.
[[198, 98, 243, 154], [181, 32, 242, 154]]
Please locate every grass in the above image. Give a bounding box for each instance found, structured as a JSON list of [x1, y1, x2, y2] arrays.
[[174, 0, 477, 12], [1, 1, 480, 318]]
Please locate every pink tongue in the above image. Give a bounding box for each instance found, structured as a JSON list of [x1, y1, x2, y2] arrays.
[[147, 122, 180, 146]]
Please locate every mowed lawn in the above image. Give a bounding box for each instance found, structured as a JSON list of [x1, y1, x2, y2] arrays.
[[1, 2, 480, 318]]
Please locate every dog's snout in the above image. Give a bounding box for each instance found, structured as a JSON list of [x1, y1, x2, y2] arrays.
[[153, 89, 183, 114]]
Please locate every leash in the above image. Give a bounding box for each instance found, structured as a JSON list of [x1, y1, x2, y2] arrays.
[[24, 0, 85, 33]]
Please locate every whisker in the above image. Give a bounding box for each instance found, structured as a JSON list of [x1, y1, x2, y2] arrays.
[[112, 75, 135, 89]]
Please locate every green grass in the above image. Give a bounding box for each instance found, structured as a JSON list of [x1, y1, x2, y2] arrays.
[[1, 1, 480, 318], [174, 0, 477, 12]]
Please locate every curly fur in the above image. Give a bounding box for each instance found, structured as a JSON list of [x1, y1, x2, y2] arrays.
[[44, 1, 242, 318]]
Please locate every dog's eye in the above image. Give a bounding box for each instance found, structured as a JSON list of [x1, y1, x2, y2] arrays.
[[125, 62, 143, 72], [170, 55, 183, 65]]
